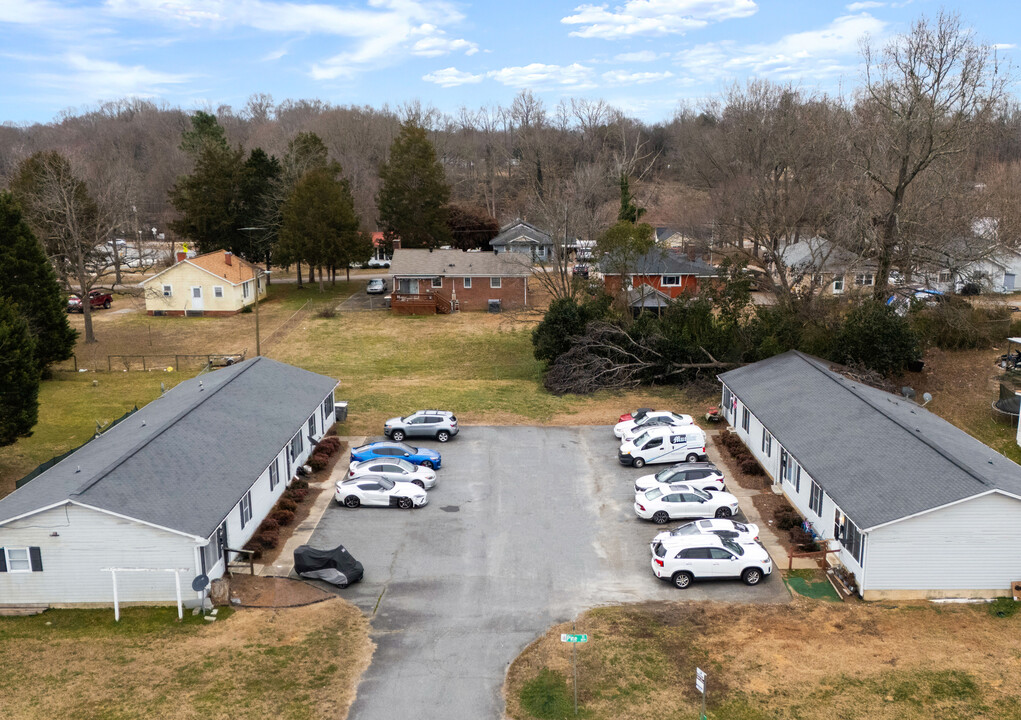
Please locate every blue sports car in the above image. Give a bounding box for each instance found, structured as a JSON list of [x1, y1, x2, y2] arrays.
[[349, 441, 442, 469]]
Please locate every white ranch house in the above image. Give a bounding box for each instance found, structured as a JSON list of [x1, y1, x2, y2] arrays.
[[0, 357, 337, 607], [719, 351, 1021, 600]]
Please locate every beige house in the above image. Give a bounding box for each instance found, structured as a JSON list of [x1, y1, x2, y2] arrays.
[[141, 250, 266, 316]]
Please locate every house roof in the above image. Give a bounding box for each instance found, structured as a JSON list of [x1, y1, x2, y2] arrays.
[[628, 284, 672, 308], [388, 249, 530, 278], [655, 227, 683, 243], [602, 248, 716, 277], [0, 358, 337, 540], [143, 250, 259, 287], [490, 220, 553, 247], [719, 351, 1021, 530], [780, 237, 869, 274]]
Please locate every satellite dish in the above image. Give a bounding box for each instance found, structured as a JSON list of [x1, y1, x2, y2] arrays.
[[921, 392, 933, 407], [191, 574, 209, 592]]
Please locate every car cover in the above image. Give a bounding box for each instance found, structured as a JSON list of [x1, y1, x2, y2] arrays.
[[293, 544, 364, 588]]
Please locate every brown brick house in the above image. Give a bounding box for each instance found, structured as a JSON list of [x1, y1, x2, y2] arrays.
[[388, 249, 530, 314]]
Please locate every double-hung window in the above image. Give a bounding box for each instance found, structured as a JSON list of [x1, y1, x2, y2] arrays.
[[834, 510, 864, 565], [490, 277, 502, 289], [832, 275, 844, 293], [213, 286, 224, 298], [463, 277, 472, 289], [761, 429, 772, 457], [290, 432, 302, 460], [162, 284, 173, 297], [269, 457, 279, 491], [308, 416, 316, 439], [855, 273, 874, 287], [240, 492, 252, 529], [2, 547, 34, 572], [661, 275, 681, 287], [431, 277, 443, 289], [809, 480, 824, 515], [741, 406, 750, 432]]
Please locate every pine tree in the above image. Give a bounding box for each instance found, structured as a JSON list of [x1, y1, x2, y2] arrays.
[[0, 192, 77, 371], [0, 297, 40, 446], [377, 122, 452, 249]]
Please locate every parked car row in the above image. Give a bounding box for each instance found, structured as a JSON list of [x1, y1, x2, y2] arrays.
[[615, 407, 773, 590], [335, 410, 459, 511]]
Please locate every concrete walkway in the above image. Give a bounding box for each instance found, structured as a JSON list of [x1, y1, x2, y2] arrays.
[[705, 429, 818, 570], [259, 438, 365, 578]]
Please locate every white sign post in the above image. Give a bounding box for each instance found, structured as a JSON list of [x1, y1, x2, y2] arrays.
[[695, 667, 707, 720]]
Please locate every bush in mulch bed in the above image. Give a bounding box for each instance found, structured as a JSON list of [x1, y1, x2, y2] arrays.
[[290, 478, 309, 490], [285, 487, 309, 503], [315, 436, 343, 455], [717, 431, 765, 477], [307, 453, 329, 472], [272, 508, 295, 526], [277, 496, 297, 512]]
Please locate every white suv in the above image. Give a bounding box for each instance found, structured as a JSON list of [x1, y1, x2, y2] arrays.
[[651, 535, 772, 588], [384, 410, 459, 442]]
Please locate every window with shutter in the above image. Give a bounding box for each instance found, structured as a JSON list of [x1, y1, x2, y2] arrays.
[[5, 547, 31, 572]]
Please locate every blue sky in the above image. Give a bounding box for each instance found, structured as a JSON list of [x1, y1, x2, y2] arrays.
[[0, 0, 1017, 125]]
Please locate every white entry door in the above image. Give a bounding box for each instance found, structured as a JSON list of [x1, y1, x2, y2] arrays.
[[191, 286, 204, 310]]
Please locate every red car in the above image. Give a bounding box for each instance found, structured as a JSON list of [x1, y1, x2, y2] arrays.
[[67, 290, 113, 313]]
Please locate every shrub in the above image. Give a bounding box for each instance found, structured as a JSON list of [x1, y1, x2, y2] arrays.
[[308, 453, 329, 472], [259, 517, 279, 533], [240, 304, 253, 314], [291, 478, 309, 490], [740, 458, 764, 476], [519, 669, 574, 720], [277, 497, 297, 512], [833, 299, 920, 375], [776, 513, 800, 531], [317, 436, 342, 454], [532, 297, 586, 364], [272, 508, 295, 526], [286, 487, 309, 503], [256, 529, 279, 550], [242, 540, 263, 560], [912, 300, 1010, 350], [314, 303, 337, 319]]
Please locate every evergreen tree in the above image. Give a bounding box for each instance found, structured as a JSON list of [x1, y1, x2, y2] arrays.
[[0, 192, 77, 371], [0, 297, 40, 446], [446, 204, 500, 251], [377, 122, 452, 249], [169, 141, 246, 253], [617, 174, 645, 224], [278, 165, 360, 291], [179, 111, 228, 156]]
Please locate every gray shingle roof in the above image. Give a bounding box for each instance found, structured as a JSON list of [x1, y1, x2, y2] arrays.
[[0, 358, 337, 539], [389, 248, 530, 277], [719, 352, 1021, 529], [490, 220, 553, 247], [601, 248, 716, 277]]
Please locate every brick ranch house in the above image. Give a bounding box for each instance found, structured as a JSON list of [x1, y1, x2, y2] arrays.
[[141, 249, 266, 316], [602, 248, 717, 299], [388, 249, 530, 314]]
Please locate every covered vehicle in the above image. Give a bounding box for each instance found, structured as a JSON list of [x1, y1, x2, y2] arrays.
[[293, 544, 364, 587]]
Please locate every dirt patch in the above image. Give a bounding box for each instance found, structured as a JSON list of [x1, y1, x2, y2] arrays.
[[228, 574, 333, 607]]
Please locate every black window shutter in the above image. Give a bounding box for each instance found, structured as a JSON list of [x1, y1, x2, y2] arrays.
[[0, 548, 6, 572], [29, 547, 43, 572]]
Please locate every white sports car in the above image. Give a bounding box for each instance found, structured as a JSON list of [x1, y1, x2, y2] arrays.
[[348, 458, 437, 489], [634, 485, 740, 524], [335, 475, 428, 509], [651, 518, 760, 549], [633, 466, 725, 494], [614, 411, 693, 439]]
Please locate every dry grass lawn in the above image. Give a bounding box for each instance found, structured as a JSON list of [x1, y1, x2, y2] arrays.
[[505, 600, 1021, 720], [0, 599, 373, 720]]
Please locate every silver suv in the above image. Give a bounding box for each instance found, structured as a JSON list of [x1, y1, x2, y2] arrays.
[[384, 410, 459, 443]]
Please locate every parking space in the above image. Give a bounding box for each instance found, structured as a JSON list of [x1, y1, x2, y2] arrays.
[[309, 425, 788, 720], [337, 277, 389, 312]]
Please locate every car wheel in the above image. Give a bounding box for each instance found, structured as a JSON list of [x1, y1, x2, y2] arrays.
[[652, 511, 670, 525], [633, 457, 645, 469], [397, 497, 414, 509], [685, 453, 699, 463], [412, 479, 425, 489], [742, 568, 762, 586], [422, 460, 434, 469], [391, 430, 405, 442], [103, 300, 111, 309], [344, 495, 361, 508], [672, 571, 693, 589], [715, 507, 732, 519], [437, 431, 450, 442]]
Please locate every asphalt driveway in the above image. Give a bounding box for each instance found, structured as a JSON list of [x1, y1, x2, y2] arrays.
[[337, 277, 389, 312], [309, 426, 789, 720]]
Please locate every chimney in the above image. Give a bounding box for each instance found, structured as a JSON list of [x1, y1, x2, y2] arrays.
[[224, 251, 232, 266], [175, 251, 187, 263]]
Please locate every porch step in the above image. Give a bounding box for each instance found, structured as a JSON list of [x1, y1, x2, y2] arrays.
[[0, 605, 48, 616]]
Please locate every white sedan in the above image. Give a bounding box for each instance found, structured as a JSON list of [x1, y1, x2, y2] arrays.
[[335, 475, 428, 509], [633, 466, 725, 494], [634, 485, 740, 524], [614, 411, 693, 439], [651, 518, 760, 549], [348, 458, 437, 489]]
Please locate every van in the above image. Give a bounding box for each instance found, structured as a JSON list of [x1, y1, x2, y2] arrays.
[[618, 425, 707, 468]]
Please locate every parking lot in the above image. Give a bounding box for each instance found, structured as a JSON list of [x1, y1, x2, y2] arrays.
[[309, 425, 789, 720]]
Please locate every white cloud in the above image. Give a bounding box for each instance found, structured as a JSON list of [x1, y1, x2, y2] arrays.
[[562, 0, 757, 40], [615, 50, 661, 62], [845, 1, 884, 10], [993, 43, 1017, 50], [680, 13, 886, 80], [488, 63, 596, 89], [422, 67, 485, 87], [602, 69, 674, 84], [34, 53, 190, 98], [412, 35, 479, 57], [262, 48, 287, 61]]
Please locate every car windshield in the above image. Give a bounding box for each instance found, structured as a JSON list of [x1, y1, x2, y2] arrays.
[[645, 488, 663, 500], [631, 431, 650, 447], [722, 539, 744, 556], [669, 523, 698, 536]]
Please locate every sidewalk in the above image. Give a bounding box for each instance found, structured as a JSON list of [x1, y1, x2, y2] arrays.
[[260, 437, 366, 578], [705, 431, 818, 571]]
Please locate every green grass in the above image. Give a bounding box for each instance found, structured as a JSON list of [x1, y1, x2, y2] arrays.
[[519, 669, 584, 719]]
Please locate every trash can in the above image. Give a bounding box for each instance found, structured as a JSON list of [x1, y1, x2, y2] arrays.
[[488, 299, 502, 313], [335, 401, 348, 422]]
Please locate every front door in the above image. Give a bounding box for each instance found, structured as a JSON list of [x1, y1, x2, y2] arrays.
[[191, 286, 204, 310], [1006, 273, 1016, 291]]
